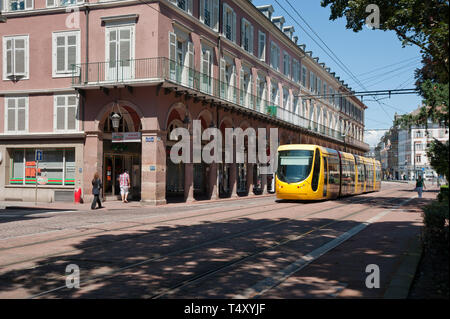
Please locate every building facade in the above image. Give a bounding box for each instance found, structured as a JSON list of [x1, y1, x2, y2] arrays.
[[0, 0, 369, 204], [377, 111, 448, 181]]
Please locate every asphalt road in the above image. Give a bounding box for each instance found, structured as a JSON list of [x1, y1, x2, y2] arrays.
[[0, 182, 434, 299]]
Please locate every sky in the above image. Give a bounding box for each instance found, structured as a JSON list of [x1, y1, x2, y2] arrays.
[[253, 0, 423, 147]]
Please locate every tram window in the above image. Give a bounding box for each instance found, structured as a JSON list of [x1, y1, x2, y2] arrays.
[[277, 150, 314, 183], [311, 149, 321, 192]]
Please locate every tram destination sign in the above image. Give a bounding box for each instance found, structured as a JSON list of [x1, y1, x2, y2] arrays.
[[112, 132, 142, 143]]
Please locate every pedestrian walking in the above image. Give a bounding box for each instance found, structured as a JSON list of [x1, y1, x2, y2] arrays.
[[119, 169, 131, 203], [91, 172, 103, 210], [415, 175, 426, 198]]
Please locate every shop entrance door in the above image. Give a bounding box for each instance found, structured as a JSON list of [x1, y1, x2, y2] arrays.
[[103, 153, 141, 200]]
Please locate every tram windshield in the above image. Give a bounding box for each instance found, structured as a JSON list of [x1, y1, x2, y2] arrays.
[[277, 150, 314, 184]]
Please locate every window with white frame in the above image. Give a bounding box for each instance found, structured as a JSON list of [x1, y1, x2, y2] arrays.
[[3, 35, 29, 80], [258, 31, 266, 61], [167, 0, 193, 14], [241, 18, 254, 54], [54, 94, 78, 132], [5, 0, 33, 11], [169, 31, 194, 86], [283, 52, 291, 78], [223, 3, 236, 42], [270, 42, 280, 71], [5, 96, 28, 133], [46, 0, 84, 7], [52, 31, 80, 77], [200, 0, 219, 31]]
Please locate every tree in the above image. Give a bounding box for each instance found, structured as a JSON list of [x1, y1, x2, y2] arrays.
[[427, 139, 449, 182]]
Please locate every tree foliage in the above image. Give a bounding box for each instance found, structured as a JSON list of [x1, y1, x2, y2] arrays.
[[321, 0, 449, 123], [426, 139, 449, 182], [320, 0, 449, 83]]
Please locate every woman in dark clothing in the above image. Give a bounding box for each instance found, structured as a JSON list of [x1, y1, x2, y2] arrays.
[[91, 172, 103, 210]]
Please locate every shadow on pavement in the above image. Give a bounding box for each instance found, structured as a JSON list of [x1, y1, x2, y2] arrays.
[[0, 195, 431, 299]]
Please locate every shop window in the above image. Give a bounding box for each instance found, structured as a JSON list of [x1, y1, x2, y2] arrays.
[[8, 148, 76, 186]]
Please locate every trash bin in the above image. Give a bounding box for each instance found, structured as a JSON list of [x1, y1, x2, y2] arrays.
[[74, 188, 82, 203]]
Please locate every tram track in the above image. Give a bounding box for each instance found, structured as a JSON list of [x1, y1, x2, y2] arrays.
[[0, 189, 388, 268], [24, 188, 404, 299], [149, 195, 406, 299]]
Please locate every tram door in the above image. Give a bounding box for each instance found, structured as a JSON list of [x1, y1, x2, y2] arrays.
[[323, 157, 328, 197]]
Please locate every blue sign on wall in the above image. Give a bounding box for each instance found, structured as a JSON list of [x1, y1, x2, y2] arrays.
[[35, 150, 43, 161]]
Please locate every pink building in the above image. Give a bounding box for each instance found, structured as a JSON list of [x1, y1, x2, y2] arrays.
[[0, 0, 369, 204]]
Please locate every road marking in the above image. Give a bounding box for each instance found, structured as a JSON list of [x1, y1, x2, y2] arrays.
[[233, 196, 416, 299]]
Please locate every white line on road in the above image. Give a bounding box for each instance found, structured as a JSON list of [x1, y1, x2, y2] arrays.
[[233, 196, 416, 299]]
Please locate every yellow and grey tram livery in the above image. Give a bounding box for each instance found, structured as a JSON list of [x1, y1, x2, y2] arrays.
[[276, 144, 381, 200]]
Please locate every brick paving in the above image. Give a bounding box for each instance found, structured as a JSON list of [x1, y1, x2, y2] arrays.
[[0, 182, 437, 299]]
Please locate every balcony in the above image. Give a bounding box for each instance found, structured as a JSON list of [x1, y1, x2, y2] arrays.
[[71, 57, 369, 151]]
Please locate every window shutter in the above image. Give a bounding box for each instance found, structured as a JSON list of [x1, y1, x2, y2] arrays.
[[7, 99, 16, 132], [259, 32, 265, 60], [57, 106, 66, 130], [249, 25, 254, 55], [213, 0, 219, 31], [220, 58, 226, 97], [6, 39, 13, 76], [188, 0, 193, 14], [187, 41, 194, 69], [17, 98, 26, 132], [14, 38, 26, 76], [241, 18, 245, 49], [232, 12, 237, 43], [67, 35, 77, 72], [187, 41, 194, 86], [169, 32, 177, 80], [202, 50, 210, 77], [56, 35, 66, 72], [169, 32, 176, 62], [199, 0, 204, 22], [67, 95, 77, 130], [223, 5, 227, 36]]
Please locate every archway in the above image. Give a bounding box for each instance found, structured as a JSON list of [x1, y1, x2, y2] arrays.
[[99, 103, 143, 201], [165, 106, 187, 202]]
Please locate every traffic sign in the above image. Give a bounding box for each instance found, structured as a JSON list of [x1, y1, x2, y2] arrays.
[[35, 149, 43, 161]]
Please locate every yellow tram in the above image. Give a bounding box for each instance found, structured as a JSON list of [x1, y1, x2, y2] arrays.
[[276, 144, 381, 201]]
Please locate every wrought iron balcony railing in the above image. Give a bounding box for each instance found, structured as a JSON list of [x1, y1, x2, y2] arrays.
[[72, 57, 369, 150]]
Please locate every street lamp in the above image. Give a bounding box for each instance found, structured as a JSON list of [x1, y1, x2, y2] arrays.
[[110, 101, 122, 131], [110, 113, 122, 131]]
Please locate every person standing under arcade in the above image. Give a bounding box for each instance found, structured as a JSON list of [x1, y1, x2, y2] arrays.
[[119, 169, 131, 203]]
